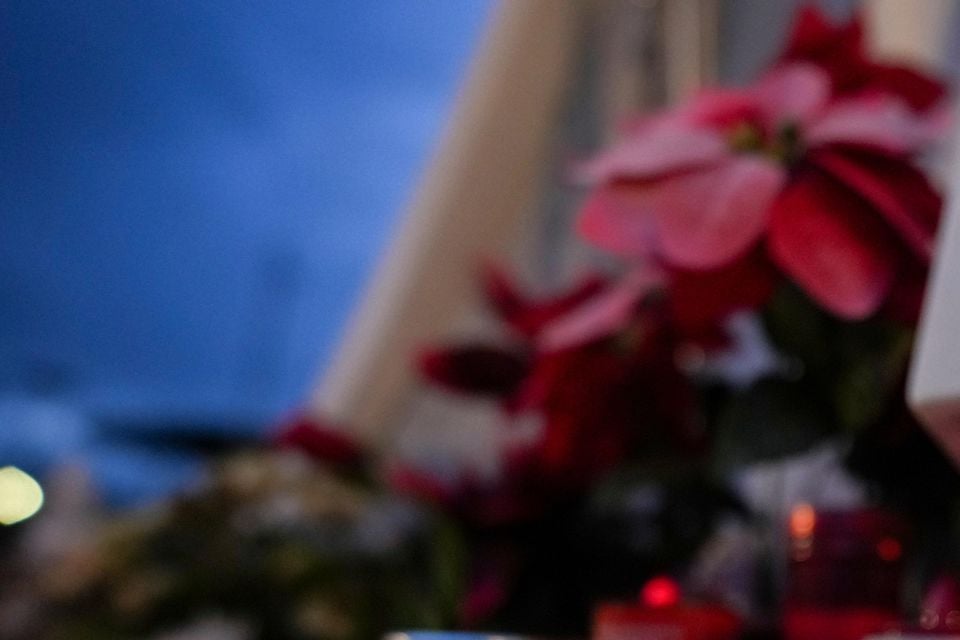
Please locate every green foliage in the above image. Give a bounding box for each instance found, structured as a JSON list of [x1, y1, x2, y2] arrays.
[[761, 285, 914, 434], [710, 377, 834, 475]]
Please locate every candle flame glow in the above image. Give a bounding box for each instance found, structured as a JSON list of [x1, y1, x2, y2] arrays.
[[790, 503, 816, 539]]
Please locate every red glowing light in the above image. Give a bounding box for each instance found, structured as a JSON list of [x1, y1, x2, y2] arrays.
[[790, 503, 816, 539], [641, 575, 681, 608], [876, 537, 902, 562]]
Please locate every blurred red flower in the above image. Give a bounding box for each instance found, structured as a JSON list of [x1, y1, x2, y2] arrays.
[[779, 5, 945, 111], [418, 343, 530, 397], [403, 270, 704, 527], [505, 328, 698, 492], [577, 59, 942, 320], [274, 412, 367, 469]]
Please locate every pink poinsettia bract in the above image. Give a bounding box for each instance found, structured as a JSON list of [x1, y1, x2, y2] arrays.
[[577, 62, 943, 320]]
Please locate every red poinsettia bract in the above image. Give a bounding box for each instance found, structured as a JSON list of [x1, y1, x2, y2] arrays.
[[403, 268, 703, 527], [274, 412, 367, 469], [577, 11, 945, 321], [780, 5, 945, 111]]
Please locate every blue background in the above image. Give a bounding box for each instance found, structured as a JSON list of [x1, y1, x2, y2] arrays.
[[0, 1, 490, 503]]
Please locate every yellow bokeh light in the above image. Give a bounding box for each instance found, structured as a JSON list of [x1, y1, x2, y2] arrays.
[[0, 466, 44, 525]]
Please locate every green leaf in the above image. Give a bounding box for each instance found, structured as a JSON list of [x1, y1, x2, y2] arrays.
[[761, 285, 833, 373], [428, 515, 467, 627], [710, 377, 834, 475], [833, 323, 913, 432]]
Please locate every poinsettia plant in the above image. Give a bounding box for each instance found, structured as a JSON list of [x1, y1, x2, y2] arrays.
[[16, 6, 960, 640], [409, 5, 946, 486], [384, 4, 957, 634]]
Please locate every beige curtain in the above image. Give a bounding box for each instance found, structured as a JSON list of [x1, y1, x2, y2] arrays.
[[310, 0, 721, 442]]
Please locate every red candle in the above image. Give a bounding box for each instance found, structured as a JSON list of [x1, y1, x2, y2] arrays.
[[593, 601, 742, 640], [783, 506, 907, 640]]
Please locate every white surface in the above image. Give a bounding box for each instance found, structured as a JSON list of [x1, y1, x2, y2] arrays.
[[909, 151, 960, 466]]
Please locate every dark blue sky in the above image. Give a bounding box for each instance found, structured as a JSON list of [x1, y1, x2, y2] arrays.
[[0, 1, 489, 502], [0, 1, 489, 421]]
